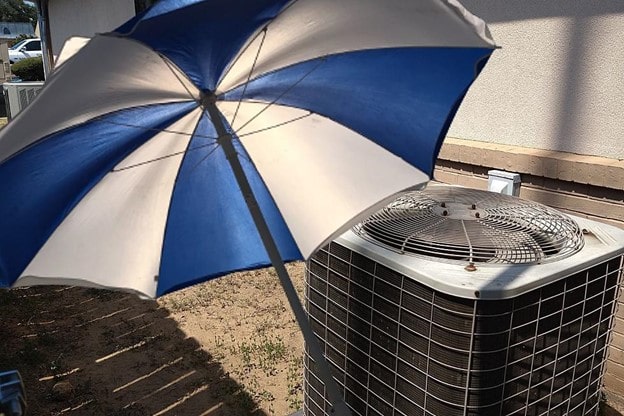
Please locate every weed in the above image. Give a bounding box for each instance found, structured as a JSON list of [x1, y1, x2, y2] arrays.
[[161, 296, 192, 312], [258, 389, 274, 402], [214, 335, 225, 349], [229, 333, 288, 374], [256, 334, 286, 373], [49, 353, 65, 375], [287, 355, 304, 411], [224, 390, 258, 414], [237, 341, 253, 368]]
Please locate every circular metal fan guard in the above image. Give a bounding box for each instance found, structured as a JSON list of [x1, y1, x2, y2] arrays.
[[353, 187, 584, 265]]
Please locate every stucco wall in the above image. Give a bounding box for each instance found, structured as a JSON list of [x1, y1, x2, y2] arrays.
[[448, 1, 624, 160], [48, 0, 135, 57]]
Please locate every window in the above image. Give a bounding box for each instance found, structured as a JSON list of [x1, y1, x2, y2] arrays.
[[2, 28, 10, 35], [25, 40, 41, 51], [9, 40, 27, 50]]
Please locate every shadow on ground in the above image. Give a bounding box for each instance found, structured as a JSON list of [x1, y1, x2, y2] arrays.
[[0, 285, 267, 416], [604, 403, 624, 416]]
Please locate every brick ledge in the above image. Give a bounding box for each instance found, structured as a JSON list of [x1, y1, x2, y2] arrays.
[[438, 137, 624, 189]]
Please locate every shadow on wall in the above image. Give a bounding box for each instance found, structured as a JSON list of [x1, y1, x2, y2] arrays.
[[0, 286, 267, 416], [458, 1, 624, 22], [453, 1, 624, 210], [461, 0, 624, 153]]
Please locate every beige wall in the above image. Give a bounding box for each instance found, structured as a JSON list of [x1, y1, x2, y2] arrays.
[[449, 1, 624, 160], [48, 0, 135, 58], [0, 42, 9, 82]]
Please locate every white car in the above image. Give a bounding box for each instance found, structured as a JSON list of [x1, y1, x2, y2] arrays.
[[8, 38, 42, 64]]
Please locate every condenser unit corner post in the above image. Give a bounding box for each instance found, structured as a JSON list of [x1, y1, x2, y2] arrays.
[[303, 184, 624, 416]]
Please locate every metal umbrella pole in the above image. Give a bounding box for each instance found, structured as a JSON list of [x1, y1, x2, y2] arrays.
[[205, 95, 351, 416]]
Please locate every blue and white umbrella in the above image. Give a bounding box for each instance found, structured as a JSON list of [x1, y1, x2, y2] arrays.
[[0, 0, 494, 413]]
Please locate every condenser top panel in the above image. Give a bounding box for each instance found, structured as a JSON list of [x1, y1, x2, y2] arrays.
[[340, 184, 624, 299]]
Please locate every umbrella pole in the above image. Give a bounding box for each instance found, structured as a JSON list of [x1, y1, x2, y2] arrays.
[[205, 101, 351, 416]]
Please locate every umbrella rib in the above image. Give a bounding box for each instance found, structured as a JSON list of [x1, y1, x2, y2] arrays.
[[230, 28, 268, 129], [112, 109, 314, 172], [161, 56, 199, 101], [232, 56, 327, 135], [107, 111, 314, 173], [217, 23, 270, 90], [187, 141, 223, 173], [96, 118, 219, 141], [216, 0, 302, 89], [111, 142, 220, 172], [237, 112, 312, 138], [232, 113, 312, 166]]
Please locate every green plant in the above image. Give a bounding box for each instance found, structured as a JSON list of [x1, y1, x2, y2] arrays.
[[11, 57, 44, 81], [286, 356, 303, 411], [8, 34, 35, 49], [257, 334, 286, 371], [0, 0, 37, 28], [49, 353, 66, 379]]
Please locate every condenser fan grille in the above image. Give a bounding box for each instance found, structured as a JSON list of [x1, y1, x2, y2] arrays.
[[354, 187, 584, 264]]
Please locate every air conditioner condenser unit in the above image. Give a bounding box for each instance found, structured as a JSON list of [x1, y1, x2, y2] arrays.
[[303, 184, 624, 416], [2, 82, 44, 120]]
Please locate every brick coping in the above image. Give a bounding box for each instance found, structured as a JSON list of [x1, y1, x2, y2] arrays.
[[438, 137, 624, 189]]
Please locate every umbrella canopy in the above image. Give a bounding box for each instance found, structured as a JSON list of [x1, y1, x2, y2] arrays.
[[0, 0, 494, 295], [0, 0, 495, 413]]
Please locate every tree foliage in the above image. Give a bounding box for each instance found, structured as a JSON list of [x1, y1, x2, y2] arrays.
[[0, 0, 38, 26], [8, 33, 35, 48]]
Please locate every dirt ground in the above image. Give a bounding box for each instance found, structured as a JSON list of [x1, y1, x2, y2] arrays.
[[4, 266, 624, 416], [0, 263, 305, 416]]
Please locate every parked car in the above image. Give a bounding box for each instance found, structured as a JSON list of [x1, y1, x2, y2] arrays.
[[8, 39, 42, 64]]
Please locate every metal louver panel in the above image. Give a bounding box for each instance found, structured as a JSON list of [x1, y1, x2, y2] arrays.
[[304, 242, 623, 416]]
